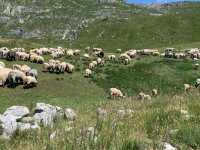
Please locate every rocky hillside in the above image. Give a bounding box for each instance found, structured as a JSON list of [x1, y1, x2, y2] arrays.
[[0, 0, 142, 43]]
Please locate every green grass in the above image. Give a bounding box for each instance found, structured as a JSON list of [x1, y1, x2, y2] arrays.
[[1, 2, 200, 149], [75, 13, 200, 51], [92, 56, 200, 96]]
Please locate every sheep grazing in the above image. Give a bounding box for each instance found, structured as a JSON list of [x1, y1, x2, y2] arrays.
[[84, 69, 92, 78], [43, 60, 74, 74], [6, 51, 16, 61], [30, 53, 44, 64], [97, 58, 102, 65], [0, 68, 12, 87], [26, 69, 38, 79], [138, 92, 151, 100], [16, 52, 30, 61], [23, 76, 38, 88], [184, 84, 193, 92], [119, 53, 131, 65], [21, 65, 31, 73], [0, 47, 9, 59], [110, 88, 125, 99], [12, 64, 31, 74], [152, 89, 158, 97], [89, 62, 97, 70], [66, 49, 74, 57], [7, 70, 26, 87], [195, 78, 200, 88], [66, 63, 74, 73], [74, 49, 81, 56], [107, 54, 116, 61], [126, 49, 137, 58], [141, 49, 159, 56], [164, 48, 176, 58]]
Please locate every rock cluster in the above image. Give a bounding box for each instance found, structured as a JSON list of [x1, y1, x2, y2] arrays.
[[0, 103, 76, 140]]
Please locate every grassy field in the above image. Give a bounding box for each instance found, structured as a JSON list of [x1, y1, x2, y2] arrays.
[[1, 2, 200, 149], [0, 91, 200, 149]]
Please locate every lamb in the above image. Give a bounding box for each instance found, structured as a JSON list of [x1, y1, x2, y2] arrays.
[[23, 76, 38, 88], [26, 69, 38, 79], [97, 58, 102, 65], [138, 92, 151, 100], [89, 62, 96, 70], [84, 69, 92, 77], [110, 88, 125, 99], [30, 54, 44, 64], [126, 49, 137, 58], [152, 89, 158, 97], [66, 49, 74, 57], [0, 68, 12, 87], [7, 70, 26, 87], [107, 55, 116, 61], [74, 49, 81, 56], [43, 63, 50, 72], [119, 53, 131, 64], [66, 63, 74, 73], [21, 65, 31, 73], [83, 53, 90, 60], [184, 84, 193, 92]]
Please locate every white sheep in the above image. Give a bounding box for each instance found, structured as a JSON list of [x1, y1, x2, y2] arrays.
[[84, 69, 92, 77], [110, 88, 125, 99]]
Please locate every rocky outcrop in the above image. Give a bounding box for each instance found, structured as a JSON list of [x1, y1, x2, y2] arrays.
[[0, 103, 75, 140]]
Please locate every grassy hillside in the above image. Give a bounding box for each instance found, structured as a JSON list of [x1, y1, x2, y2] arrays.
[[1, 1, 200, 149], [75, 13, 200, 51]]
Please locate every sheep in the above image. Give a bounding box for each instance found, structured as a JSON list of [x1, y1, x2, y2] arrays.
[[195, 78, 200, 88], [43, 63, 50, 72], [124, 58, 130, 65], [89, 62, 96, 70], [84, 69, 92, 77], [107, 55, 116, 61], [26, 69, 38, 79], [126, 49, 137, 58], [141, 49, 159, 56], [59, 62, 67, 73], [152, 89, 158, 97], [7, 70, 26, 87], [16, 52, 29, 61], [30, 54, 44, 64], [74, 49, 81, 56], [0, 47, 9, 59], [66, 49, 74, 57], [110, 88, 125, 99], [12, 64, 31, 73], [138, 92, 151, 100], [0, 68, 12, 87], [184, 84, 193, 92], [6, 51, 16, 61], [12, 64, 21, 70], [83, 53, 90, 60], [97, 58, 102, 65], [119, 53, 131, 64], [116, 49, 122, 53], [66, 63, 74, 73], [21, 65, 31, 73], [23, 76, 38, 88]]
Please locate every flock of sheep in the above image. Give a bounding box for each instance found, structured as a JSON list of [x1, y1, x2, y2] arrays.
[[1, 46, 200, 96]]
